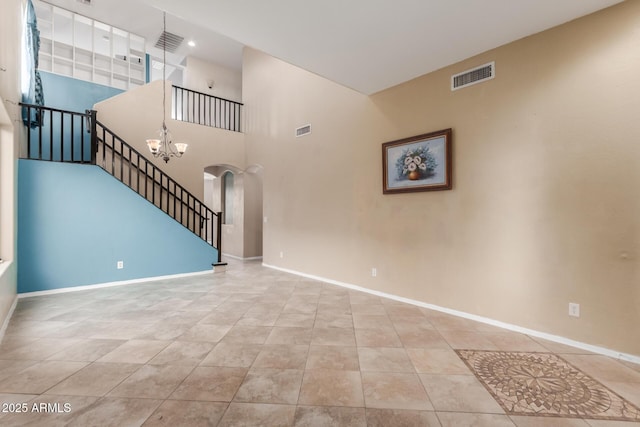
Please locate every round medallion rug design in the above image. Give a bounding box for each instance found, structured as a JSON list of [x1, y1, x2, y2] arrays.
[[456, 350, 640, 421]]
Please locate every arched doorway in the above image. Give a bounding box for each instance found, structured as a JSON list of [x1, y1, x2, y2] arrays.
[[204, 164, 263, 260]]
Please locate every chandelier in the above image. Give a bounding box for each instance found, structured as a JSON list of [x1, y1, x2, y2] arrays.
[[146, 12, 187, 163]]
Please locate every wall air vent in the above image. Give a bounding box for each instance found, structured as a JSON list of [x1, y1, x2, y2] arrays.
[[451, 61, 495, 91], [154, 31, 184, 53], [296, 124, 312, 137]]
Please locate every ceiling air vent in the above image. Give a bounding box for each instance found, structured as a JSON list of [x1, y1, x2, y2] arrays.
[[154, 31, 184, 53], [296, 124, 311, 138], [76, 0, 91, 4], [451, 61, 495, 91]]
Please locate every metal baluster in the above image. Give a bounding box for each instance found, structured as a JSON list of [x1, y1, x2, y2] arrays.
[[197, 92, 201, 125], [181, 88, 184, 121], [90, 111, 97, 165], [216, 212, 222, 261], [144, 159, 148, 199], [217, 98, 220, 129], [172, 86, 176, 119], [191, 197, 196, 233], [118, 140, 122, 180], [26, 107, 33, 159], [152, 165, 156, 206], [101, 127, 106, 167], [70, 114, 75, 162], [59, 112, 64, 161], [80, 112, 85, 162], [159, 173, 164, 210], [172, 181, 176, 219], [208, 96, 211, 127], [186, 194, 190, 230]]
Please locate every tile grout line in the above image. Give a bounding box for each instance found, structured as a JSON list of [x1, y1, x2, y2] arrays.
[[264, 263, 640, 365]]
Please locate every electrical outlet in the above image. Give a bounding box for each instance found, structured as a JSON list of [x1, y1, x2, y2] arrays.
[[280, 251, 284, 259], [117, 261, 124, 269], [569, 302, 580, 317], [371, 267, 377, 277]]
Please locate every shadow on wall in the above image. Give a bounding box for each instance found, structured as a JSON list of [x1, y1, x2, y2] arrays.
[[204, 164, 263, 259]]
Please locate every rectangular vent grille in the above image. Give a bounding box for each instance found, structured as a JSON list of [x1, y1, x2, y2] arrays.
[[296, 124, 311, 137], [154, 31, 184, 53], [451, 61, 495, 91]]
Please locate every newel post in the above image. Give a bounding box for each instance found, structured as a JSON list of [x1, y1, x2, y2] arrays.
[[88, 109, 97, 165], [216, 211, 223, 263]]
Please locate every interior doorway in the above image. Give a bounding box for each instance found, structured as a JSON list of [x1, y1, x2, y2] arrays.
[[203, 164, 263, 260]]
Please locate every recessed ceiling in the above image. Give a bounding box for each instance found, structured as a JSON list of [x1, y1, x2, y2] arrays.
[[42, 0, 624, 94]]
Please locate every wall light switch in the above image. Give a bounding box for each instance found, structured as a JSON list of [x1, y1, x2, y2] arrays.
[[371, 268, 377, 277], [117, 261, 124, 269], [280, 251, 284, 259]]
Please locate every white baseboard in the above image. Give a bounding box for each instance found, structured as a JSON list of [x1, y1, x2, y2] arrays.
[[0, 295, 18, 342], [18, 270, 213, 299], [222, 253, 263, 261], [263, 263, 640, 365]]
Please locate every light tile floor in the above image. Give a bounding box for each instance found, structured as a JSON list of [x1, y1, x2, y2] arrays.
[[0, 260, 638, 426]]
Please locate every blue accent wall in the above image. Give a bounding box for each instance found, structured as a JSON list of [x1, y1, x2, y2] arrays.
[[18, 160, 217, 293], [40, 72, 123, 111], [28, 73, 124, 161]]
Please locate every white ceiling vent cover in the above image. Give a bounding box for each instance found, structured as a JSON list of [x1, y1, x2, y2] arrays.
[[155, 31, 184, 53], [451, 61, 495, 91], [296, 124, 312, 137]]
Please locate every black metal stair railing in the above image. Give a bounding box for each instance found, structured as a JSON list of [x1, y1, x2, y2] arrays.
[[23, 104, 94, 163], [172, 85, 243, 132], [20, 103, 223, 263]]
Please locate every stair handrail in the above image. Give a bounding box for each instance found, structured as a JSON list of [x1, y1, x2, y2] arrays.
[[93, 115, 223, 263], [19, 103, 223, 263]]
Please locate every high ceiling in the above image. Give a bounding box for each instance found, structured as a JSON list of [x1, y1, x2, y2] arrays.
[[43, 0, 624, 94]]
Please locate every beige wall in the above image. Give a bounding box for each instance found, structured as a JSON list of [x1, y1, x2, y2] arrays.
[[0, 0, 23, 329], [222, 171, 245, 258], [94, 80, 246, 200], [243, 168, 263, 258], [243, 1, 640, 356], [183, 56, 242, 103]]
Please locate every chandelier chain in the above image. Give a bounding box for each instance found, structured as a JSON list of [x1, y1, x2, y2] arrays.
[[162, 11, 167, 130], [146, 11, 188, 162]]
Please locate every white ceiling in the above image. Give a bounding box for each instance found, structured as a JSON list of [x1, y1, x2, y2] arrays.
[[43, 0, 624, 94]]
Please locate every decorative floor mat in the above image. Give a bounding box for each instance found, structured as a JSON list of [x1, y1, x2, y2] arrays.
[[456, 350, 640, 422]]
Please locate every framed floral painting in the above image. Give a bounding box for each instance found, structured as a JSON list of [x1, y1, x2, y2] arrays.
[[382, 128, 452, 194]]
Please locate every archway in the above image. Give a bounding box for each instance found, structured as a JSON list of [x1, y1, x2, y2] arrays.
[[204, 164, 263, 260]]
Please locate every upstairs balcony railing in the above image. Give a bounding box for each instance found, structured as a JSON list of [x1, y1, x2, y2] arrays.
[[172, 85, 243, 133]]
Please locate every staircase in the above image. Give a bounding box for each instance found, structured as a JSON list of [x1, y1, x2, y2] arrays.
[[21, 103, 224, 265]]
